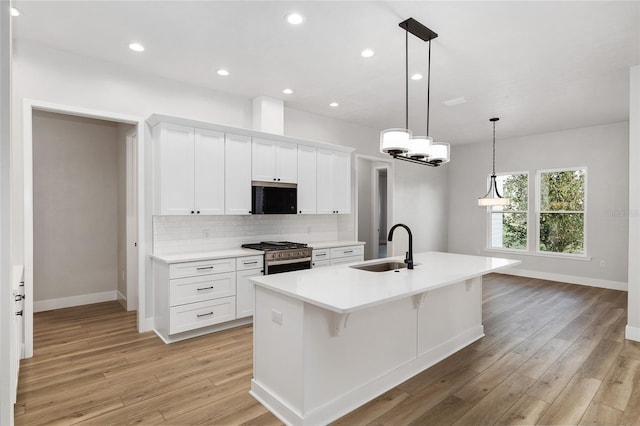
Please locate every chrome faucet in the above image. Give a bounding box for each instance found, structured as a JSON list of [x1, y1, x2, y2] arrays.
[[387, 223, 413, 270]]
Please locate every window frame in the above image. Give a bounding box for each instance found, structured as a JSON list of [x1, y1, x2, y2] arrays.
[[485, 171, 530, 253], [535, 167, 588, 258]]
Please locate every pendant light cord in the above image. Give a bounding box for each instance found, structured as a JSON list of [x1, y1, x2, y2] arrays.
[[405, 30, 409, 130], [492, 119, 496, 176], [426, 39, 431, 137]]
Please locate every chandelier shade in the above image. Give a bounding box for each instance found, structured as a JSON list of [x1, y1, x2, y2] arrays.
[[380, 128, 412, 154]]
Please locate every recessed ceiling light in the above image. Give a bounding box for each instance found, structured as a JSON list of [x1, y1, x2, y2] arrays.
[[128, 43, 145, 52], [329, 102, 339, 108], [411, 73, 423, 81], [10, 7, 21, 17], [361, 49, 375, 58], [443, 96, 467, 106], [217, 69, 230, 76], [285, 12, 304, 25], [282, 88, 293, 95]]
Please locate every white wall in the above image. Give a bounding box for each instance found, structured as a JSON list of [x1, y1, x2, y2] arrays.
[[32, 111, 120, 305], [627, 65, 640, 341], [357, 158, 375, 260], [1, 1, 14, 424], [449, 121, 629, 288]]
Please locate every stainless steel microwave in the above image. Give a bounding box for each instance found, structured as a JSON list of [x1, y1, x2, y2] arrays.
[[251, 181, 297, 214]]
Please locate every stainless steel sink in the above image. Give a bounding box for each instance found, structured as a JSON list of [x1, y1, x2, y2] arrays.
[[350, 261, 410, 272]]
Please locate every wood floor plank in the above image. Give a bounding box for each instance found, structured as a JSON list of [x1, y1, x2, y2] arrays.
[[452, 373, 535, 426], [578, 401, 623, 426], [16, 277, 635, 426], [496, 394, 549, 425], [594, 356, 640, 411], [538, 376, 601, 425]]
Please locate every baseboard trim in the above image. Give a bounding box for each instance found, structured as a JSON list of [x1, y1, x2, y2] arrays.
[[626, 325, 640, 342], [34, 290, 117, 312], [116, 290, 127, 309], [499, 268, 628, 291]]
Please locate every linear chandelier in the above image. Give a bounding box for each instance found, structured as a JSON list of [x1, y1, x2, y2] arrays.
[[478, 118, 510, 206], [380, 18, 450, 167]]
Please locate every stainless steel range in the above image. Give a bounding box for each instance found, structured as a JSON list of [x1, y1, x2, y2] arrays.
[[241, 241, 312, 275]]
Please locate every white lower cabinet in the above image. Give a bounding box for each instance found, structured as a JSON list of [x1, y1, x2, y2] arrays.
[[169, 297, 236, 334], [236, 255, 264, 319], [312, 244, 364, 268], [154, 253, 263, 341]]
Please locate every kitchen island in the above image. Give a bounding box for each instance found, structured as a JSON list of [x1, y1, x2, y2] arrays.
[[249, 251, 520, 426]]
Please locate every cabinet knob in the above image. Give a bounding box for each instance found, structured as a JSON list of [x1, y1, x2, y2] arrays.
[[277, 178, 281, 181], [197, 211, 200, 214], [273, 178, 276, 181], [191, 210, 194, 214]]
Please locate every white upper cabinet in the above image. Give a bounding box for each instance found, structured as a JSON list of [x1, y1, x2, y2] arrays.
[[225, 133, 252, 215], [316, 149, 351, 214], [297, 145, 317, 214], [154, 123, 224, 215], [194, 129, 225, 215], [252, 138, 297, 183]]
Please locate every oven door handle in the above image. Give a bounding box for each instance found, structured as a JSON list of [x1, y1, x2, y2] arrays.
[[267, 257, 312, 266]]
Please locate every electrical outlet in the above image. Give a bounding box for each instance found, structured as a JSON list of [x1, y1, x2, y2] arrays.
[[271, 309, 283, 325], [600, 260, 607, 268]]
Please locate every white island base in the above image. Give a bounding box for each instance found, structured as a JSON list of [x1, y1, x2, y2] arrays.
[[249, 252, 519, 426]]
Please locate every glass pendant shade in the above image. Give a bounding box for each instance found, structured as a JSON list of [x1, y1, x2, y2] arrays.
[[478, 175, 510, 206], [380, 128, 411, 154], [408, 136, 432, 158], [429, 142, 450, 163]]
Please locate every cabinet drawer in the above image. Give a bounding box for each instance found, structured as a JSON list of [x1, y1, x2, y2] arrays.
[[169, 297, 236, 334], [169, 257, 235, 279], [330, 245, 364, 259], [169, 272, 235, 307], [236, 255, 264, 271], [312, 249, 330, 261], [312, 259, 331, 268], [330, 255, 363, 266]]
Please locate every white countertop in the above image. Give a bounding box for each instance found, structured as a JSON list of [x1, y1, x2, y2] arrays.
[[251, 252, 520, 314], [151, 248, 263, 264], [307, 241, 365, 249]]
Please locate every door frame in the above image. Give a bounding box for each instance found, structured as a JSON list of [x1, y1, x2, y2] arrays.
[[372, 165, 390, 259], [125, 129, 139, 311], [22, 99, 148, 358]]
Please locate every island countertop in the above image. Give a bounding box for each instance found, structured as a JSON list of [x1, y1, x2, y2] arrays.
[[250, 251, 520, 314]]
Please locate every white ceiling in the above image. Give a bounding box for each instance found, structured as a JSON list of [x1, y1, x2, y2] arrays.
[[11, 1, 640, 144]]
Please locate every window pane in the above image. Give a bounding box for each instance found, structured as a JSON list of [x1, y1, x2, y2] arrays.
[[491, 212, 527, 249], [540, 170, 584, 211], [539, 213, 584, 254], [500, 174, 528, 211]]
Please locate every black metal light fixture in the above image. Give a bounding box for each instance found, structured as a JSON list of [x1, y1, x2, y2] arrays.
[[379, 18, 450, 167], [478, 118, 510, 206]]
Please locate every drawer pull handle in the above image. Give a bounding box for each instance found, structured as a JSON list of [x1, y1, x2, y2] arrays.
[[344, 250, 353, 254], [316, 253, 327, 257], [197, 286, 214, 291], [243, 261, 258, 265], [197, 312, 214, 318], [196, 266, 214, 270]]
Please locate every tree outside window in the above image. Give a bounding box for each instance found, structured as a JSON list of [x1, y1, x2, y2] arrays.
[[538, 169, 585, 254], [490, 173, 528, 250]]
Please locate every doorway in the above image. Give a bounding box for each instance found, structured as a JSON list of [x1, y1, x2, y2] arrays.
[[22, 100, 146, 358], [356, 156, 393, 261]]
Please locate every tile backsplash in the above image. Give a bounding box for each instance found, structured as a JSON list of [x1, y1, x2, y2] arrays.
[[153, 214, 355, 254]]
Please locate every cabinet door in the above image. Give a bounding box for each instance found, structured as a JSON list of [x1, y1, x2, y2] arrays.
[[252, 138, 277, 182], [157, 124, 195, 215], [276, 142, 298, 183], [316, 149, 334, 214], [332, 151, 351, 214], [236, 268, 263, 318], [225, 134, 252, 215], [194, 129, 225, 215], [297, 145, 317, 214]]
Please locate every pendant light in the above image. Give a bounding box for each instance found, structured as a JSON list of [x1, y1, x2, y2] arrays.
[[380, 18, 449, 167], [478, 118, 510, 206]]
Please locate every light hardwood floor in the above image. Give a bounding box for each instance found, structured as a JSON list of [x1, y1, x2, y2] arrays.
[[15, 274, 640, 425]]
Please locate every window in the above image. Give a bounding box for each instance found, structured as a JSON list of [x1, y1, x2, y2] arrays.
[[537, 168, 586, 255], [489, 173, 528, 250]]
